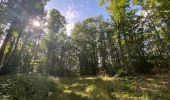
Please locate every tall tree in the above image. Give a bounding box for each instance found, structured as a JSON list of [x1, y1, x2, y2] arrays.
[[45, 9, 66, 75], [0, 0, 49, 74]]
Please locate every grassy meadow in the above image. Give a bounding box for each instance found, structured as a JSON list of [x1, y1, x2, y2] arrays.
[[0, 73, 170, 100]]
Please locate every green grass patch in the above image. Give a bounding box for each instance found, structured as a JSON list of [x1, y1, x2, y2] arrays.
[[0, 74, 170, 100], [58, 74, 170, 100]]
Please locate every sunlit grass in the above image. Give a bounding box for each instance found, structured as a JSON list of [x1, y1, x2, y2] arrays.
[[85, 84, 95, 93], [79, 77, 98, 80], [100, 76, 113, 81], [63, 89, 72, 94], [0, 73, 170, 100], [59, 73, 170, 100], [71, 83, 81, 87]]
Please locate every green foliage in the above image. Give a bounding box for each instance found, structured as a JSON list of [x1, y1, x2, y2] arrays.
[[0, 0, 170, 78], [0, 74, 62, 100], [132, 0, 143, 5]]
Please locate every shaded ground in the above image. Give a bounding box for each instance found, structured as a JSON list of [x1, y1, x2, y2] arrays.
[[0, 73, 170, 100]]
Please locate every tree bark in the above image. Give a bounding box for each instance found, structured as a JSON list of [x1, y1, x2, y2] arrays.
[[0, 20, 16, 67], [168, 43, 170, 68]]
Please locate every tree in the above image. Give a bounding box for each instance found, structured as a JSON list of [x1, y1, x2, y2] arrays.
[[45, 9, 66, 75], [0, 0, 49, 74]]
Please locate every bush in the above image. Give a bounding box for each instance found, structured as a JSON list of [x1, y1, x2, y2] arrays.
[[0, 74, 62, 100]]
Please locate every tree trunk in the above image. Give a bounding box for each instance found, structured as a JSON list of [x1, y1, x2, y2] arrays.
[[168, 43, 170, 68], [0, 20, 16, 67], [116, 22, 128, 72]]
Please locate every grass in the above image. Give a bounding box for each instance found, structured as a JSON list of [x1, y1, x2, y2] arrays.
[[58, 74, 170, 100], [0, 73, 170, 100]]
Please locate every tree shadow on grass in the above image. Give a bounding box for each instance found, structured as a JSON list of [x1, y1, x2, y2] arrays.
[[59, 77, 118, 100], [59, 75, 170, 100]]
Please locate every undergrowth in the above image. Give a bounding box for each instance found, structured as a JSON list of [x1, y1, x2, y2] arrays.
[[0, 74, 62, 100]]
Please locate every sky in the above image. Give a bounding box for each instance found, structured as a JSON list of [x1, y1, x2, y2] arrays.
[[45, 0, 110, 35], [45, 0, 141, 35]]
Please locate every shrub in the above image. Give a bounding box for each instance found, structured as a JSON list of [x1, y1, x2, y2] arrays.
[[0, 74, 62, 100]]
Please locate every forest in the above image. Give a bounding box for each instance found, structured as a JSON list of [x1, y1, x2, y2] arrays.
[[0, 0, 170, 100]]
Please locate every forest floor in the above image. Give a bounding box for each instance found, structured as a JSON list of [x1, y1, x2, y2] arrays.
[[0, 73, 170, 100]]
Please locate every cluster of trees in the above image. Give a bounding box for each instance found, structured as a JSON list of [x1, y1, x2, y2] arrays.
[[0, 0, 50, 74], [0, 0, 170, 76]]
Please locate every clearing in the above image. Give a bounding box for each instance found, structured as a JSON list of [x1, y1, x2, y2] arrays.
[[0, 74, 170, 100]]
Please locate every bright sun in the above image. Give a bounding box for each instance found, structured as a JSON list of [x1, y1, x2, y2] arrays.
[[33, 21, 40, 27]]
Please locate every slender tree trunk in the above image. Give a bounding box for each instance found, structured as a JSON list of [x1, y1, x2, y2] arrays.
[[0, 20, 16, 67], [116, 22, 128, 73], [7, 30, 22, 65], [168, 44, 170, 68], [0, 29, 13, 66], [146, 10, 169, 55], [3, 38, 16, 66]]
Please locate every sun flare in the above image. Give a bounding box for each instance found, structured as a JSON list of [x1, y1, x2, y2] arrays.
[[33, 21, 40, 27]]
